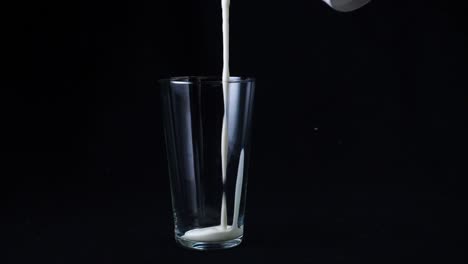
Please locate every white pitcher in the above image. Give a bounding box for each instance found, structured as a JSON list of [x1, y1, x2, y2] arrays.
[[323, 0, 371, 12]]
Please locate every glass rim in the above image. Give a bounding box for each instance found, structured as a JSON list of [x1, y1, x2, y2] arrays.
[[159, 76, 255, 85]]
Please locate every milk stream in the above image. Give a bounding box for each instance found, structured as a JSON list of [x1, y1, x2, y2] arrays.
[[220, 0, 230, 230], [181, 0, 245, 242]]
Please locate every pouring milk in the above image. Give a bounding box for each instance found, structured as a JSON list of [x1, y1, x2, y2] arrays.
[[181, 0, 371, 242]]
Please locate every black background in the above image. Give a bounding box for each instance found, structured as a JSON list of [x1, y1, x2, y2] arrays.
[[2, 0, 467, 263]]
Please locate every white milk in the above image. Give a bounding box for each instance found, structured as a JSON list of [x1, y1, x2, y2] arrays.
[[220, 0, 230, 230], [181, 0, 245, 243], [182, 150, 245, 242], [181, 0, 371, 243]]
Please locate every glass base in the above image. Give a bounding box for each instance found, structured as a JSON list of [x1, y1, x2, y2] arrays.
[[175, 236, 243, 251]]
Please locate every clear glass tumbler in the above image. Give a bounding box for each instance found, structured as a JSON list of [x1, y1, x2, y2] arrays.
[[160, 76, 255, 250]]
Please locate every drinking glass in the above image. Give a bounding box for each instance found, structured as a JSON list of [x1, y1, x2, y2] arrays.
[[160, 76, 255, 250]]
